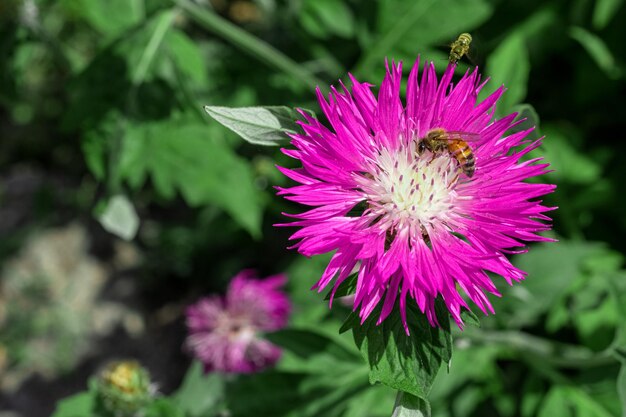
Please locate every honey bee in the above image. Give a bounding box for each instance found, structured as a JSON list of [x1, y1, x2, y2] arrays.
[[417, 128, 479, 178], [449, 33, 472, 64]]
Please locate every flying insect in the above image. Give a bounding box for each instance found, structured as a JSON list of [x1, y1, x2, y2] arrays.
[[449, 33, 473, 64]]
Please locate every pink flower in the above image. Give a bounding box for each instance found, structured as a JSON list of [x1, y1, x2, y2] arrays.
[[277, 59, 555, 332], [185, 270, 290, 373]]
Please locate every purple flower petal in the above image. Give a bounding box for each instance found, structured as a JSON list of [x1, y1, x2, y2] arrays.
[[277, 60, 555, 333], [185, 270, 291, 373]]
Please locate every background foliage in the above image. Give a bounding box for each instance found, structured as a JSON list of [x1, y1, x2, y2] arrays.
[[1, 0, 626, 416]]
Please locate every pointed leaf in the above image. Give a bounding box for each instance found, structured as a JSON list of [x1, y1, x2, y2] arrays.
[[118, 119, 264, 237], [538, 386, 615, 417], [51, 392, 95, 417], [345, 299, 452, 399], [460, 308, 480, 328], [145, 398, 185, 417], [300, 0, 355, 39], [324, 273, 358, 301], [65, 0, 143, 38], [98, 195, 140, 241], [204, 106, 301, 146], [593, 0, 624, 29], [173, 361, 224, 417], [266, 328, 361, 374], [165, 29, 209, 85], [485, 31, 529, 115], [343, 384, 396, 417], [569, 26, 622, 79], [391, 392, 431, 417]]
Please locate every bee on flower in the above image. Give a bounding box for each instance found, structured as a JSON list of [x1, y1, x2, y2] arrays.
[[277, 59, 555, 332]]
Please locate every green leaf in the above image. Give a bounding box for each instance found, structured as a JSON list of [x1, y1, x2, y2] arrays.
[[593, 0, 624, 29], [82, 130, 107, 181], [145, 398, 185, 417], [51, 392, 95, 417], [173, 361, 224, 417], [285, 254, 334, 326], [165, 29, 209, 85], [118, 119, 264, 237], [569, 26, 622, 79], [495, 241, 607, 327], [300, 0, 355, 39], [460, 308, 480, 328], [343, 384, 396, 417], [286, 368, 370, 417], [225, 372, 325, 417], [131, 9, 177, 86], [519, 374, 547, 417], [97, 194, 140, 241], [538, 386, 615, 417], [267, 329, 361, 374], [340, 310, 360, 334], [95, 10, 206, 89], [573, 293, 618, 350], [345, 299, 452, 399], [429, 344, 500, 403], [61, 0, 144, 38], [607, 271, 626, 351], [204, 106, 301, 146], [391, 392, 431, 417], [538, 124, 602, 184], [356, 0, 492, 75], [484, 31, 529, 115], [324, 273, 358, 301], [266, 331, 368, 412]]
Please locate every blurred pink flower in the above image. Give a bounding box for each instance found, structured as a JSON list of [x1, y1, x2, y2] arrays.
[[185, 270, 290, 373], [277, 59, 555, 332]]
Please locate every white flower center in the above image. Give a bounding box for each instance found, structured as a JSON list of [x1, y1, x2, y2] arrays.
[[216, 313, 258, 344], [357, 142, 460, 235]]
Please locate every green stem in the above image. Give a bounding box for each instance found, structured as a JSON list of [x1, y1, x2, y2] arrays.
[[462, 329, 617, 368], [174, 0, 324, 91], [392, 391, 431, 417]]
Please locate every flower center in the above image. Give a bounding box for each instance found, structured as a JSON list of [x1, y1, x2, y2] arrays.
[[216, 313, 258, 344], [357, 142, 460, 234]]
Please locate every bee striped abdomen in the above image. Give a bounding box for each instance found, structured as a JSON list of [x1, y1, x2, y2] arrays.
[[448, 140, 475, 178]]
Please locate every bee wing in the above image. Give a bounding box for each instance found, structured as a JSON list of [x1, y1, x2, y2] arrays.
[[442, 131, 481, 142]]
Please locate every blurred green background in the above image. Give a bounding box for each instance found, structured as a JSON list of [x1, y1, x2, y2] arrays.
[[1, 0, 625, 416]]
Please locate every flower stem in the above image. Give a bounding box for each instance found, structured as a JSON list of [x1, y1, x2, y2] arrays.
[[174, 0, 324, 91], [391, 391, 431, 417]]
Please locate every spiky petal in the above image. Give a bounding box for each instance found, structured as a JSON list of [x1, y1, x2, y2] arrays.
[[277, 59, 555, 332]]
